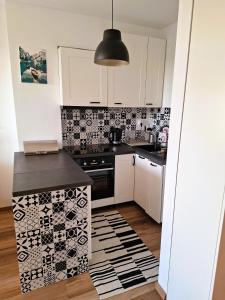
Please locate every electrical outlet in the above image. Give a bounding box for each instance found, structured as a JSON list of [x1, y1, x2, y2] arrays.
[[136, 119, 146, 130], [146, 119, 154, 129]]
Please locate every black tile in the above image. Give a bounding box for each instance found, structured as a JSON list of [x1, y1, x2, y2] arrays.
[[67, 267, 77, 278], [66, 210, 77, 221], [74, 133, 80, 139], [39, 192, 51, 205], [66, 227, 77, 239], [55, 261, 66, 272], [54, 223, 65, 232], [67, 248, 77, 258], [41, 232, 53, 245], [74, 120, 79, 126], [54, 241, 66, 252], [53, 202, 64, 213]]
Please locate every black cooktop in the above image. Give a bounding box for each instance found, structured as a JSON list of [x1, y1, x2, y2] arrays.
[[63, 143, 135, 158], [64, 144, 114, 156]]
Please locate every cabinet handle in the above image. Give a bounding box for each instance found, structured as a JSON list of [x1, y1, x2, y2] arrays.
[[138, 155, 146, 159], [150, 163, 157, 167], [90, 101, 101, 104], [114, 102, 122, 105], [132, 155, 135, 166], [146, 103, 153, 106]]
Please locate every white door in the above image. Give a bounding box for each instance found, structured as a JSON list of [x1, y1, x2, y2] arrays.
[[108, 33, 148, 107], [143, 37, 166, 107], [145, 161, 164, 223], [115, 154, 135, 203], [59, 47, 107, 106], [134, 154, 149, 210]]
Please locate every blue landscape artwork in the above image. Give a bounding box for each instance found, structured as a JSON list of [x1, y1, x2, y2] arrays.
[[19, 46, 47, 84]]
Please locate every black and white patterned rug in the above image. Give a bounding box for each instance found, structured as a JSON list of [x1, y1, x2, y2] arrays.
[[89, 211, 159, 299]]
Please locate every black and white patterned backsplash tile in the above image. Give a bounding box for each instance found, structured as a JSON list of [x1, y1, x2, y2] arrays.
[[61, 107, 170, 147], [12, 186, 90, 294]]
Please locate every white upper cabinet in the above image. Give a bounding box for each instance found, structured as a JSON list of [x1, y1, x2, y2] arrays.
[[143, 37, 166, 107], [59, 35, 166, 108], [108, 33, 148, 107], [59, 47, 107, 106]]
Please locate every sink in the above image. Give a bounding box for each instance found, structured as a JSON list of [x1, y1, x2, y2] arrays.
[[136, 144, 161, 152], [135, 144, 167, 160], [150, 151, 167, 160]]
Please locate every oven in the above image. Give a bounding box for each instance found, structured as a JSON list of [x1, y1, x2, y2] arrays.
[[74, 155, 115, 207]]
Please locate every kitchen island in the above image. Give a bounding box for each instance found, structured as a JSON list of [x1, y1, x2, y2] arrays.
[[12, 151, 92, 293]]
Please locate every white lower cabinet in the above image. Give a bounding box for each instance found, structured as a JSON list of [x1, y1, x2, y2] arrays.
[[134, 155, 149, 211], [134, 154, 164, 223], [145, 161, 164, 223], [115, 154, 135, 204]]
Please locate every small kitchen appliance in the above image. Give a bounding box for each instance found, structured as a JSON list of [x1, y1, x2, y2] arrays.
[[108, 127, 122, 145]]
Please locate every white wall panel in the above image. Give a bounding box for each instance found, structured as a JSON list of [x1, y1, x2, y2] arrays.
[[158, 0, 194, 291], [167, 0, 225, 299]]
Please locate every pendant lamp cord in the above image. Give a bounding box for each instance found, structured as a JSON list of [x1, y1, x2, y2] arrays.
[[112, 0, 114, 29]]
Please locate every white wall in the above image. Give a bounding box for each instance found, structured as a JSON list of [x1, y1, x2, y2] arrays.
[[5, 0, 163, 150], [0, 0, 18, 207], [166, 0, 225, 299], [158, 0, 193, 292], [161, 23, 177, 107]]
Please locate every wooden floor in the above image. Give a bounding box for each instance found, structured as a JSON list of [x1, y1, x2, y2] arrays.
[[0, 202, 162, 300]]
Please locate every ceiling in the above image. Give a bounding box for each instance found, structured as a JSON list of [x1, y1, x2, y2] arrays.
[[13, 0, 179, 28]]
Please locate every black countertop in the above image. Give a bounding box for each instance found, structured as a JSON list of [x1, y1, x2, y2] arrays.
[[63, 143, 166, 165], [134, 147, 167, 166], [13, 151, 93, 197]]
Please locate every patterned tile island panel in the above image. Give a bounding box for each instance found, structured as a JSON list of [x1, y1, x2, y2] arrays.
[[61, 107, 170, 146], [12, 185, 91, 293]]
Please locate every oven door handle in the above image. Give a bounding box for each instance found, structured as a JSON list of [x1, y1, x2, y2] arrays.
[[84, 167, 114, 173]]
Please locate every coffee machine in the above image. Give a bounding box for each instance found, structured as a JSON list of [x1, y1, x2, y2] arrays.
[[108, 127, 122, 145]]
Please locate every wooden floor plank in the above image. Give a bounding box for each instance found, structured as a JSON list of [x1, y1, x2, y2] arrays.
[[0, 202, 161, 300]]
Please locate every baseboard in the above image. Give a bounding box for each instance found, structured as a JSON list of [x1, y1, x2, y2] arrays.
[[155, 281, 167, 300]]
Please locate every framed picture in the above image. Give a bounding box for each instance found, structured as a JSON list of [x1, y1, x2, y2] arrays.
[[19, 46, 47, 84]]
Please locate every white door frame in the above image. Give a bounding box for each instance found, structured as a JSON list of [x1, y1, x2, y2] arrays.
[[158, 0, 195, 292], [159, 0, 225, 299]]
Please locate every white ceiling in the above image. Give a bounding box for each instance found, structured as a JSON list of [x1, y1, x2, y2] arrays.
[[13, 0, 179, 28]]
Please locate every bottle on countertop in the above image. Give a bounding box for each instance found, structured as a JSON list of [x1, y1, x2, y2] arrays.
[[158, 127, 169, 148], [146, 127, 157, 145]]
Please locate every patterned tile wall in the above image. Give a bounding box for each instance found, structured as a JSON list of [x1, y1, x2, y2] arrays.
[[12, 186, 90, 293], [61, 107, 170, 147]]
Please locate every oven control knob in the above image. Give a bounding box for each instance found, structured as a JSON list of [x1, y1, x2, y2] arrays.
[[102, 160, 105, 164], [83, 161, 87, 166]]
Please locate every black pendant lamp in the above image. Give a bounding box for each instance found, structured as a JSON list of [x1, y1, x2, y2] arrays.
[[94, 0, 129, 66]]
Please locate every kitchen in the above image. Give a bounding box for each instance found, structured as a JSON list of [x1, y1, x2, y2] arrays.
[[12, 74, 169, 297], [1, 1, 225, 300], [1, 0, 176, 298]]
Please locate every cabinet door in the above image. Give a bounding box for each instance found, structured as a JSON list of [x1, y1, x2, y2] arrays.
[[134, 155, 149, 210], [108, 34, 148, 107], [115, 154, 135, 203], [59, 47, 107, 106], [144, 37, 166, 107], [146, 161, 164, 223]]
